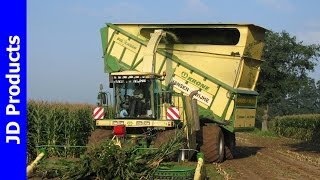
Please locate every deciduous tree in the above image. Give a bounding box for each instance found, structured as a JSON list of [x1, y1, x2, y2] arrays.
[[256, 31, 320, 129]]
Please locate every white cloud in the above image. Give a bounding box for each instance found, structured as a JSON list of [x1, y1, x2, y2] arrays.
[[296, 20, 320, 45], [69, 2, 144, 21], [296, 31, 320, 45], [177, 0, 213, 21], [175, 0, 217, 23], [257, 0, 295, 12], [69, 5, 102, 17], [185, 0, 209, 13], [101, 2, 144, 21], [305, 20, 320, 30]]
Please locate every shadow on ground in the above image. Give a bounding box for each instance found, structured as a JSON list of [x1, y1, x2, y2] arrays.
[[234, 146, 264, 159], [286, 141, 320, 153]]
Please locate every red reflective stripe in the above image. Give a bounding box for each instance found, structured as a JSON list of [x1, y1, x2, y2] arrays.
[[97, 112, 104, 119], [169, 108, 179, 118], [167, 110, 177, 119], [167, 112, 174, 120], [93, 107, 103, 117], [93, 107, 104, 119], [167, 107, 180, 120]]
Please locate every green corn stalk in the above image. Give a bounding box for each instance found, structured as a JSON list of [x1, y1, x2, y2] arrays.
[[273, 114, 320, 142], [66, 129, 185, 180], [27, 101, 95, 158]]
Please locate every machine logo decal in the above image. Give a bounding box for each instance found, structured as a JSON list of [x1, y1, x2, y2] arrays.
[[114, 35, 139, 53], [171, 77, 213, 106], [180, 71, 210, 91], [181, 71, 188, 79]]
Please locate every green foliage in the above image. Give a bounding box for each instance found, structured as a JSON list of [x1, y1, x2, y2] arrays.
[[27, 100, 95, 161], [33, 158, 80, 179], [268, 78, 320, 116], [256, 30, 320, 117], [249, 128, 278, 137], [272, 114, 320, 142], [257, 31, 320, 104], [204, 164, 224, 180], [66, 130, 185, 180]]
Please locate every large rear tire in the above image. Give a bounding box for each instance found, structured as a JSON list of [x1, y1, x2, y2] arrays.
[[199, 125, 225, 163]]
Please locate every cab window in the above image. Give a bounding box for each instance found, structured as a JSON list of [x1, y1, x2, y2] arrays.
[[114, 80, 154, 119]]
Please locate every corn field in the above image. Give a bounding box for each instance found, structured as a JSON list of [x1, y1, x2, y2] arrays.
[[273, 114, 320, 142], [27, 100, 95, 161]]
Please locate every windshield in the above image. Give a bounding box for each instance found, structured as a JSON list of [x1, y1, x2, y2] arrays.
[[114, 79, 154, 119]]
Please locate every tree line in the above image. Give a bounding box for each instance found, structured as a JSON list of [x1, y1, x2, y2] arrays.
[[256, 30, 320, 119]]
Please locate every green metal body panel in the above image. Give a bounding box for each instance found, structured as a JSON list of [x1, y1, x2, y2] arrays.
[[154, 165, 195, 179], [153, 152, 205, 179]]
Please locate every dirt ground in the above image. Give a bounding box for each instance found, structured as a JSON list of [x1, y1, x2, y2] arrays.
[[207, 132, 320, 180]]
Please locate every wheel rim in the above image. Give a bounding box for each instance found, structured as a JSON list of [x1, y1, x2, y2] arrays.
[[219, 135, 224, 157]]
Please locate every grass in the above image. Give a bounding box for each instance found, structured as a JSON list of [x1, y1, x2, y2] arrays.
[[32, 157, 80, 179], [205, 166, 224, 179], [249, 128, 278, 138]]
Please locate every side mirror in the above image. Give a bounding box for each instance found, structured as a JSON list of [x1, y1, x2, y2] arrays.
[[98, 92, 107, 105], [162, 92, 172, 104], [109, 74, 114, 88]]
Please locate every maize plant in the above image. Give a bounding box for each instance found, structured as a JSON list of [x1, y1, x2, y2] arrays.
[[273, 114, 320, 142], [66, 129, 185, 180], [27, 100, 95, 161]]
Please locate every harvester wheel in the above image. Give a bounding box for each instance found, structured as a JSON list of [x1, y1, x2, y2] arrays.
[[87, 128, 113, 146], [199, 125, 225, 163], [225, 146, 233, 160], [225, 132, 236, 160]]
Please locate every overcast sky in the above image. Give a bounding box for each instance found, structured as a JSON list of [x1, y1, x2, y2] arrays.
[[28, 0, 320, 104]]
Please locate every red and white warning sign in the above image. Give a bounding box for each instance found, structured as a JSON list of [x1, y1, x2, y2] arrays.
[[93, 107, 105, 120], [167, 107, 180, 120]]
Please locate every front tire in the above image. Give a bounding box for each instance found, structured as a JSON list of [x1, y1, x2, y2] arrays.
[[225, 132, 236, 160], [199, 125, 225, 163]]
